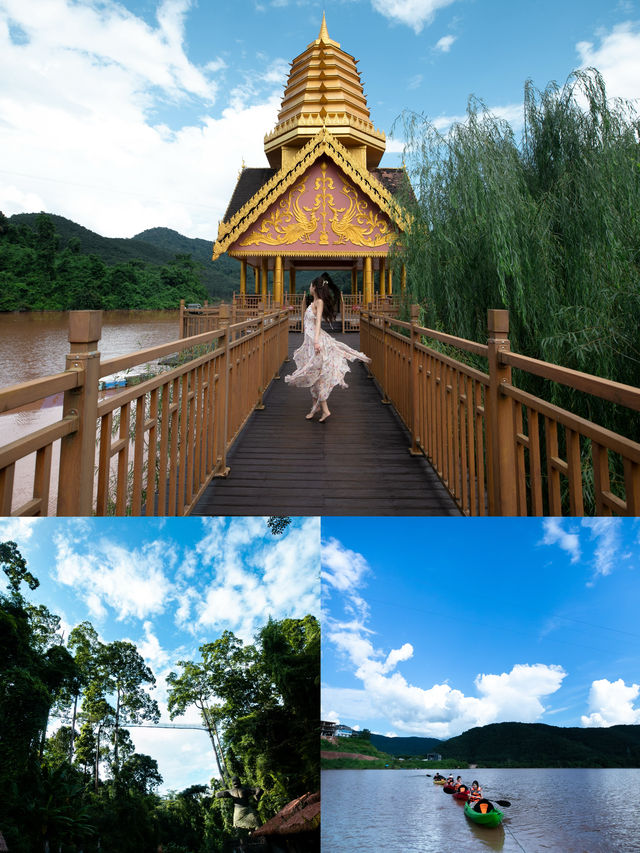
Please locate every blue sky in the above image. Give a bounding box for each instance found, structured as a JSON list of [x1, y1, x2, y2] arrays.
[[322, 517, 640, 739], [0, 516, 320, 792], [1, 0, 639, 237]]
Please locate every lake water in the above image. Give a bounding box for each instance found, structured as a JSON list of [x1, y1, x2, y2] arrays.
[[0, 311, 180, 514], [322, 768, 640, 852]]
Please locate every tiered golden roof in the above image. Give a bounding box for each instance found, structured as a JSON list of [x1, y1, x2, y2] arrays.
[[264, 13, 386, 171]]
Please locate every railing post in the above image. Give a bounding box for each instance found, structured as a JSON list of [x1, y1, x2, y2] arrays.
[[214, 328, 231, 478], [256, 314, 266, 410], [57, 311, 102, 515], [179, 299, 185, 338], [381, 316, 390, 404], [487, 308, 517, 515], [409, 306, 421, 455]]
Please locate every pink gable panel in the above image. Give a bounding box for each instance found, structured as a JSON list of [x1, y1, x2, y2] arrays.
[[229, 157, 394, 255]]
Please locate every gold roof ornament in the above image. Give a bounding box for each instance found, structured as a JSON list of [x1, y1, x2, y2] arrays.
[[264, 14, 386, 171]]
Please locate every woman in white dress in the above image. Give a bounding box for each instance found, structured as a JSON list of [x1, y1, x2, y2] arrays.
[[284, 273, 370, 422]]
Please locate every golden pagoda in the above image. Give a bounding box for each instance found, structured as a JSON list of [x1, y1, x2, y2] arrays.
[[213, 14, 408, 304]]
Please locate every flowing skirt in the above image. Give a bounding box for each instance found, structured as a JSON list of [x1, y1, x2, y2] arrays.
[[284, 325, 371, 402]]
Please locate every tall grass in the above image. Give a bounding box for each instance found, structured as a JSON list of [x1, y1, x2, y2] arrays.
[[394, 68, 640, 439]]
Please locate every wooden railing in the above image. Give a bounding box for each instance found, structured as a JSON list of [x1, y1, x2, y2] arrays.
[[182, 295, 305, 337], [341, 294, 401, 332], [360, 308, 640, 516], [0, 308, 289, 516]]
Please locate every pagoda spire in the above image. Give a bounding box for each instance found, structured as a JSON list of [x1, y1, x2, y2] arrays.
[[319, 11, 329, 42]]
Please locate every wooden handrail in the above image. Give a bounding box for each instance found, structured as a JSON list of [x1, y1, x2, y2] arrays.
[[0, 371, 81, 413], [361, 307, 640, 516], [500, 350, 640, 411], [0, 306, 290, 516]]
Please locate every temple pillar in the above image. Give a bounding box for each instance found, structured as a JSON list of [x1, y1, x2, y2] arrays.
[[239, 259, 247, 295], [254, 265, 259, 294], [401, 263, 407, 293], [379, 257, 386, 297], [351, 267, 357, 295], [364, 257, 373, 305], [289, 267, 296, 295], [261, 259, 268, 297], [274, 255, 283, 304], [388, 267, 393, 295]]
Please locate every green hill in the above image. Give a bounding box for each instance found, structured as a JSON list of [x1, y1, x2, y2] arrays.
[[0, 212, 210, 310], [370, 734, 443, 756], [7, 213, 240, 300], [439, 722, 640, 767]]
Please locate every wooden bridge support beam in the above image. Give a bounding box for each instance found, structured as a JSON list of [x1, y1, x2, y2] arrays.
[[487, 309, 517, 515]]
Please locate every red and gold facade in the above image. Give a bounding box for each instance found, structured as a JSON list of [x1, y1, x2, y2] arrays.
[[213, 16, 408, 303]]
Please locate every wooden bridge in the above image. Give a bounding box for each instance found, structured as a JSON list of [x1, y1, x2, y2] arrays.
[[1, 304, 639, 517], [191, 330, 458, 516]]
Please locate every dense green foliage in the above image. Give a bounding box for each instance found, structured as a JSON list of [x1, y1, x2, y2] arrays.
[[168, 614, 320, 824], [439, 721, 640, 768], [396, 68, 640, 445], [0, 542, 319, 852], [0, 213, 211, 310]]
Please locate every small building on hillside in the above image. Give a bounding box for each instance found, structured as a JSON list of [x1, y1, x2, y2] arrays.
[[426, 752, 442, 761]]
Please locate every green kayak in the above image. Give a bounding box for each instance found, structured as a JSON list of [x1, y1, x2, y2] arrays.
[[464, 800, 503, 827]]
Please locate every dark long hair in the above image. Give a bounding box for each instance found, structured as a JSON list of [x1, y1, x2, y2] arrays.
[[310, 272, 340, 323]]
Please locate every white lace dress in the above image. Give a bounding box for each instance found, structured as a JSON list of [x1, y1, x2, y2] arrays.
[[284, 303, 371, 403]]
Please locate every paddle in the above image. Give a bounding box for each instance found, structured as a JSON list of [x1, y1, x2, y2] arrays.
[[495, 799, 511, 808]]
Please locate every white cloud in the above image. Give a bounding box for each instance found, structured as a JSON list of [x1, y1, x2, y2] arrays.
[[322, 536, 371, 623], [195, 517, 320, 642], [371, 0, 457, 35], [323, 537, 566, 737], [435, 34, 456, 52], [53, 535, 174, 621], [137, 620, 171, 669], [577, 22, 640, 102], [0, 0, 284, 237], [0, 518, 38, 544], [541, 518, 581, 563], [581, 678, 640, 727], [581, 517, 621, 581]]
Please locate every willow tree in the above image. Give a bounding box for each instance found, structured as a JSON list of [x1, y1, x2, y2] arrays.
[[395, 67, 640, 440]]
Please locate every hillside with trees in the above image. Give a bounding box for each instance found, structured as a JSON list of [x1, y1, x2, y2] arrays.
[[439, 721, 640, 768], [0, 540, 319, 853], [0, 213, 239, 311], [342, 722, 640, 769]]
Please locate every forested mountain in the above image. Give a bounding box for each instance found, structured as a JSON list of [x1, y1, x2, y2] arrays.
[[0, 212, 240, 310], [439, 722, 640, 767], [370, 733, 443, 756], [367, 722, 640, 767]]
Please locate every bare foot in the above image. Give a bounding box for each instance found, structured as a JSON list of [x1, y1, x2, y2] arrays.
[[319, 411, 331, 423]]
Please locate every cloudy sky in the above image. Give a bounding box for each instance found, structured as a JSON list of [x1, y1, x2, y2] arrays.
[[1, 0, 639, 238], [322, 516, 640, 739], [0, 515, 320, 793]]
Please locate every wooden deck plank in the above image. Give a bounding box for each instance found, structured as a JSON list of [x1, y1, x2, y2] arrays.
[[192, 332, 460, 516]]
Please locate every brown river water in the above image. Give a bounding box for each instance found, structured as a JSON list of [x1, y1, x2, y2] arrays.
[[0, 311, 180, 513], [322, 768, 640, 852]]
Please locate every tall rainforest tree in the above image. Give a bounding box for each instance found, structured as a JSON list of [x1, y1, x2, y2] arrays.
[[167, 615, 320, 827], [0, 542, 79, 852], [395, 67, 640, 444]]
